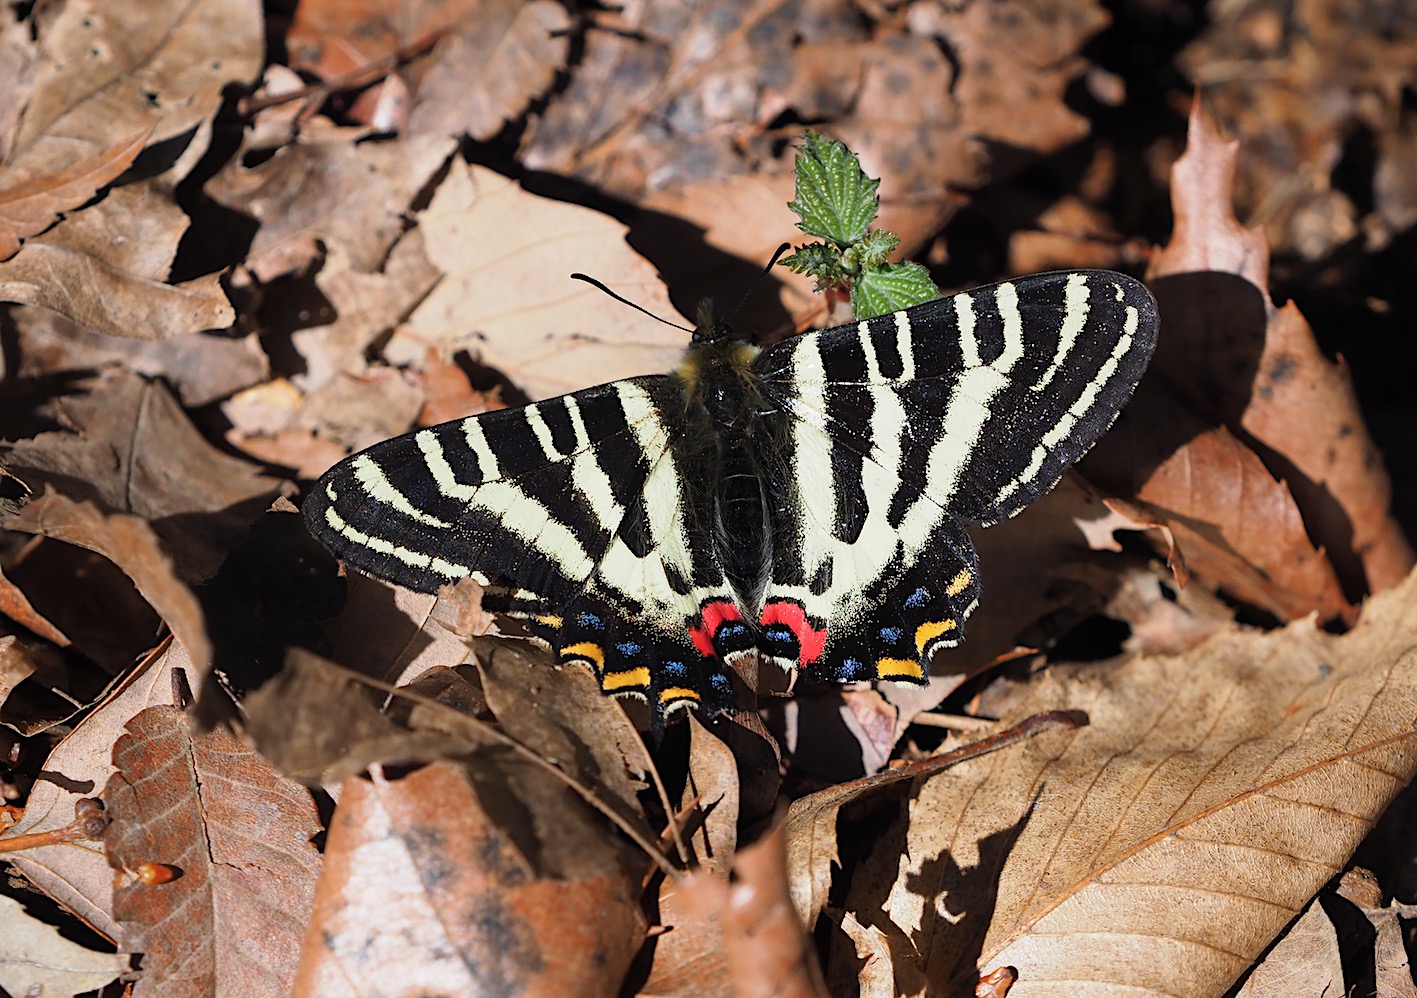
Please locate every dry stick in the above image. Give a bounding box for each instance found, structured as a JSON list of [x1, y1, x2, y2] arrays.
[[0, 798, 107, 854], [237, 27, 454, 118]]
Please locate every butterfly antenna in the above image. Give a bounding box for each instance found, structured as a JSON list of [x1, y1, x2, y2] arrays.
[[723, 242, 792, 325], [570, 273, 695, 334]]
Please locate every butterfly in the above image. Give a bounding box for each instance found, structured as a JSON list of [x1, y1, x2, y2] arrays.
[[304, 270, 1158, 719]]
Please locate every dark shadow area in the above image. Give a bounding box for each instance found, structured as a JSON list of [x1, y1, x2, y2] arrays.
[[191, 505, 344, 730], [817, 783, 1037, 997]]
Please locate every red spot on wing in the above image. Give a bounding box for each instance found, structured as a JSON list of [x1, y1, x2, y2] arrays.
[[760, 600, 828, 664], [690, 599, 743, 657]]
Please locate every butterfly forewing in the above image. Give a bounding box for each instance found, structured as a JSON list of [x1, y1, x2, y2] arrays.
[[304, 269, 1158, 718]]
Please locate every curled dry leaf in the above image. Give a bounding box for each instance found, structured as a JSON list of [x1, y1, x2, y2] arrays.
[[0, 128, 151, 260], [240, 648, 486, 783], [813, 565, 1417, 997], [293, 760, 646, 998], [1094, 388, 1350, 624], [683, 714, 741, 878], [105, 704, 322, 998], [7, 490, 211, 672], [404, 160, 691, 401], [0, 243, 233, 338]]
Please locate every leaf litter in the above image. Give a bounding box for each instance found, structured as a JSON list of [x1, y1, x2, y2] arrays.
[[0, 2, 1411, 997]]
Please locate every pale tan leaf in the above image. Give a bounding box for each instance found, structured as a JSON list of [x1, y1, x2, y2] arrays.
[[408, 0, 571, 141], [1233, 897, 1342, 997], [0, 894, 127, 997], [828, 565, 1417, 996], [404, 161, 690, 401], [6, 0, 262, 179], [0, 242, 232, 337], [5, 641, 187, 940]]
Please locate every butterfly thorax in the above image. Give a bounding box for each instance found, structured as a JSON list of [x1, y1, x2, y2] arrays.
[[674, 337, 777, 613]]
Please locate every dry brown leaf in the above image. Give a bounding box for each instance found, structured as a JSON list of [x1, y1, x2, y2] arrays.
[[1095, 391, 1350, 623], [1241, 303, 1415, 594], [4, 371, 287, 583], [0, 894, 127, 997], [4, 641, 188, 940], [684, 714, 740, 878], [0, 129, 150, 260], [207, 131, 454, 282], [0, 242, 232, 338], [105, 704, 322, 997], [0, 562, 68, 646], [293, 760, 646, 997], [13, 306, 269, 407], [5, 0, 262, 179], [407, 0, 571, 141], [469, 637, 654, 842], [240, 648, 483, 783], [816, 565, 1417, 996], [7, 491, 210, 672], [659, 826, 828, 998], [1148, 101, 1415, 600], [403, 160, 690, 400], [1336, 868, 1417, 998]]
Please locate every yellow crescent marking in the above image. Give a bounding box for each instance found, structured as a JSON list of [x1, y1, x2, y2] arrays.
[[946, 568, 973, 597], [914, 619, 957, 656], [875, 657, 924, 680], [602, 667, 651, 692], [535, 615, 563, 630], [658, 687, 701, 704], [561, 641, 604, 671]]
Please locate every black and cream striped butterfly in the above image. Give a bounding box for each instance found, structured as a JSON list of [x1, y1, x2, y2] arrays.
[[304, 270, 1158, 718]]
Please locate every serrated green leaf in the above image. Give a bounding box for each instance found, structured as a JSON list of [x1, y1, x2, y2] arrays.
[[853, 229, 901, 269], [780, 242, 846, 285], [850, 262, 939, 320], [786, 132, 879, 245]]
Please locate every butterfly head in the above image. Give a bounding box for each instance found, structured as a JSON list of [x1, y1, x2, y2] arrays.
[[691, 299, 739, 346]]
